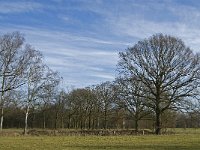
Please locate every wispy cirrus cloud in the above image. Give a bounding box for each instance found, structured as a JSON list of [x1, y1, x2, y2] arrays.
[[0, 24, 119, 87], [1, 0, 200, 88], [0, 1, 42, 14], [108, 15, 200, 51], [87, 0, 200, 51]]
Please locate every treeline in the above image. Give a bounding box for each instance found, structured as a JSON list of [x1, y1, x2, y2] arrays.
[[3, 82, 200, 132], [3, 85, 200, 129], [0, 32, 200, 135]]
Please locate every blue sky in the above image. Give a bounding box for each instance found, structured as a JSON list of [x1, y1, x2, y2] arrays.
[[1, 0, 200, 88]]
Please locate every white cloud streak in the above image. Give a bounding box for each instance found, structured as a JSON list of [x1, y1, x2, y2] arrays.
[[0, 1, 42, 14], [2, 0, 200, 87], [0, 25, 119, 87]]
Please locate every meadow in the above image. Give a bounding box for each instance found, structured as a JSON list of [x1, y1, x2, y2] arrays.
[[0, 128, 200, 150]]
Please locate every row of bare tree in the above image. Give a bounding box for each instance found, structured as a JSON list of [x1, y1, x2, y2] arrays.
[[1, 32, 200, 135], [2, 82, 200, 133]]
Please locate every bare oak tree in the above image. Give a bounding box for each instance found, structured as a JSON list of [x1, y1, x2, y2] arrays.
[[118, 34, 200, 134]]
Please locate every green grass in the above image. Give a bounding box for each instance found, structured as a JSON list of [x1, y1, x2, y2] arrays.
[[0, 133, 200, 150], [166, 128, 200, 134]]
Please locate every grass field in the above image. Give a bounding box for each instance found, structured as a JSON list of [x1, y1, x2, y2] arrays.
[[0, 129, 200, 150]]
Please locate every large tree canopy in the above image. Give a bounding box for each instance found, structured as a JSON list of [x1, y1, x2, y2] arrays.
[[118, 34, 200, 134]]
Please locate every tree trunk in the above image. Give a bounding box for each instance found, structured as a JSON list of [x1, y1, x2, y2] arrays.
[[43, 111, 46, 129], [0, 107, 4, 132], [80, 119, 83, 129], [61, 116, 64, 129], [0, 75, 5, 132], [97, 117, 100, 129], [54, 111, 58, 130], [24, 106, 29, 135], [68, 115, 71, 129], [122, 118, 125, 129], [92, 118, 95, 129], [135, 119, 139, 134], [155, 111, 161, 135], [104, 109, 107, 129], [84, 118, 87, 129], [155, 90, 161, 135], [88, 112, 91, 129]]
